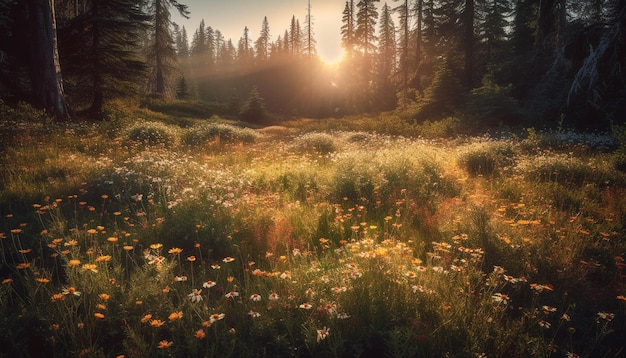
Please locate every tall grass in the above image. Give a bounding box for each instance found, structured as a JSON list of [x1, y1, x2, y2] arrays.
[[1, 113, 625, 357]]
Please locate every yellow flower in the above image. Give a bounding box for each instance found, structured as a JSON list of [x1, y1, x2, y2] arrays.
[[82, 264, 98, 273], [150, 243, 163, 250], [168, 247, 183, 255], [123, 245, 134, 251], [107, 237, 118, 243], [68, 259, 81, 267], [95, 255, 112, 262], [87, 229, 97, 234]]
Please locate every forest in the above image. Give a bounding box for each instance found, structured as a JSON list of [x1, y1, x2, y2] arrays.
[[1, 0, 624, 128]]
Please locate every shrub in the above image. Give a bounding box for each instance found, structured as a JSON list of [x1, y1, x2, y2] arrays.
[[293, 132, 337, 155], [182, 122, 260, 146], [125, 120, 178, 146], [457, 140, 516, 177], [465, 78, 526, 127]]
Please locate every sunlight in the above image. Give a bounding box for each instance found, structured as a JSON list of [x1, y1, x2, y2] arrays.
[[319, 48, 344, 66]]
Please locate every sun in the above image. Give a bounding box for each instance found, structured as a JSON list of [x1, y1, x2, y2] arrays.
[[319, 49, 344, 66]]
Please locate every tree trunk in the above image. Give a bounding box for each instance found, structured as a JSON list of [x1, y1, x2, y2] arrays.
[[27, 0, 70, 121]]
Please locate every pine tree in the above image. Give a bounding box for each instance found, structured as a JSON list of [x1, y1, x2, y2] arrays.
[[255, 16, 271, 62], [340, 0, 356, 59], [239, 86, 266, 123], [60, 0, 148, 119], [145, 0, 189, 98], [376, 3, 397, 108], [190, 19, 206, 56], [173, 24, 189, 57], [355, 0, 379, 56]]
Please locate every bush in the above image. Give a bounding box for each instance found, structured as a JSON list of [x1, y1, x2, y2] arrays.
[[182, 122, 260, 146], [465, 78, 526, 128], [293, 132, 337, 155], [125, 120, 178, 146], [457, 140, 516, 177]]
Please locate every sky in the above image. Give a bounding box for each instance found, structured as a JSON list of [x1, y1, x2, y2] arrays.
[[171, 0, 350, 64]]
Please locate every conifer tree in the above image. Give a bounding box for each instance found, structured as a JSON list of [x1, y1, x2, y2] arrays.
[[255, 16, 271, 62], [340, 0, 356, 59], [60, 0, 148, 119], [145, 0, 189, 98]]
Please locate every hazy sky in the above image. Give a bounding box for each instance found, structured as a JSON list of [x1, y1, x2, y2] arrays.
[[171, 0, 352, 64]]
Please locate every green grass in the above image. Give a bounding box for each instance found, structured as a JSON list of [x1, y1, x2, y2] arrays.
[[1, 110, 625, 357]]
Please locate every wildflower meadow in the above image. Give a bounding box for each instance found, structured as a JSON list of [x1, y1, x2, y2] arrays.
[[1, 112, 625, 357]]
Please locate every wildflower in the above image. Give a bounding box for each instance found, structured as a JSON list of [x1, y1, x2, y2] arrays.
[[223, 256, 235, 263], [337, 313, 350, 319], [106, 237, 118, 243], [150, 319, 165, 327], [51, 293, 64, 302], [203, 280, 216, 288], [168, 311, 183, 321], [248, 310, 261, 318], [140, 314, 152, 323], [561, 313, 571, 321], [157, 340, 173, 349], [168, 247, 182, 255], [123, 245, 134, 251], [94, 313, 105, 319], [194, 329, 206, 339], [316, 326, 330, 342], [187, 255, 196, 262], [280, 271, 291, 279], [542, 305, 557, 314], [405, 271, 417, 279], [492, 293, 510, 305], [36, 277, 50, 284], [68, 259, 81, 267], [617, 295, 626, 301], [269, 293, 279, 301], [299, 303, 313, 310], [174, 275, 188, 282], [209, 313, 225, 323], [227, 276, 235, 283], [188, 289, 203, 303], [250, 293, 262, 302], [162, 285, 170, 294], [225, 291, 239, 299], [566, 352, 580, 358], [538, 320, 551, 329], [95, 255, 111, 262], [87, 229, 97, 235], [530, 284, 554, 293], [62, 287, 81, 296], [82, 264, 98, 273], [18, 249, 32, 254], [211, 264, 221, 270], [96, 304, 106, 310], [331, 286, 347, 293], [150, 243, 163, 250], [597, 312, 615, 321]]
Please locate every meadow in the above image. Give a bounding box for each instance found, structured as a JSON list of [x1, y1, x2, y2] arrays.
[[1, 105, 626, 357]]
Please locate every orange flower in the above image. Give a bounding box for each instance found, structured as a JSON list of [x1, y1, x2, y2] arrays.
[[123, 245, 134, 251], [194, 329, 206, 339], [94, 312, 105, 319], [68, 259, 81, 267], [168, 311, 183, 321], [157, 340, 173, 349], [36, 277, 50, 284], [95, 255, 111, 262], [107, 237, 118, 243], [16, 263, 31, 269], [87, 229, 97, 234], [150, 319, 165, 327], [18, 249, 32, 254], [187, 255, 196, 262], [51, 293, 64, 302], [140, 314, 152, 323], [168, 247, 183, 255], [99, 293, 110, 301]]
